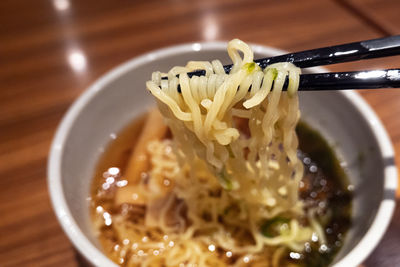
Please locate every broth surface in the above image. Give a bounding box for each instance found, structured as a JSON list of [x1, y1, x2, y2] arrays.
[[90, 114, 352, 267]]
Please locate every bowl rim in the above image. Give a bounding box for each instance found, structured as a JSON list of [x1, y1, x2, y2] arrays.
[[47, 41, 397, 267]]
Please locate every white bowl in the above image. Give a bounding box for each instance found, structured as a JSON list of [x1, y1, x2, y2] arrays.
[[48, 42, 397, 267]]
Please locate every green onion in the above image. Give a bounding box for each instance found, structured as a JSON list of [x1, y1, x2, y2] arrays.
[[218, 168, 233, 191], [261, 217, 290, 237], [243, 62, 258, 73], [270, 68, 278, 80]]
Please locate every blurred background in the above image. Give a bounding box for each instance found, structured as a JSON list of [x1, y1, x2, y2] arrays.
[[0, 0, 399, 266]]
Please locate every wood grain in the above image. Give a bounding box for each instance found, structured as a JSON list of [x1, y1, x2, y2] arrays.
[[336, 0, 400, 35], [0, 0, 399, 266]]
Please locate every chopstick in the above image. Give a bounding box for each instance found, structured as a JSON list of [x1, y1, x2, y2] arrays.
[[294, 68, 400, 91], [185, 35, 400, 78], [160, 35, 400, 91], [171, 69, 400, 92]]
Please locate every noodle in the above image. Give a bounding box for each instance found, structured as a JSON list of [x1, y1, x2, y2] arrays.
[[147, 39, 305, 215]]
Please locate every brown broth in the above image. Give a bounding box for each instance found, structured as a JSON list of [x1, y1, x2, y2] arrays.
[[290, 122, 352, 266], [90, 114, 352, 266]]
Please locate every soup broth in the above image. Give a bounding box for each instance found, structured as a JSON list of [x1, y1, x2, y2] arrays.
[[90, 113, 352, 267]]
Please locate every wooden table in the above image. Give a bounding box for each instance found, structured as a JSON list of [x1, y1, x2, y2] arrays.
[[1, 0, 399, 266]]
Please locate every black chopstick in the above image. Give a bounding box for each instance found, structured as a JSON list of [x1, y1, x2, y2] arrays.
[[184, 35, 400, 78], [171, 69, 400, 92], [297, 68, 400, 91], [159, 36, 400, 91]]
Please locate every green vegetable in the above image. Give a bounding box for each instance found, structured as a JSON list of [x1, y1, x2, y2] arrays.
[[217, 168, 233, 191], [269, 68, 278, 80], [243, 62, 260, 73], [261, 217, 290, 237]]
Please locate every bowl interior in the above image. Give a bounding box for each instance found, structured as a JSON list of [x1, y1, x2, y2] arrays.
[[51, 43, 396, 266]]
